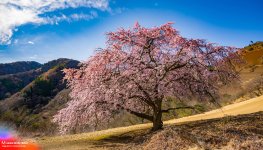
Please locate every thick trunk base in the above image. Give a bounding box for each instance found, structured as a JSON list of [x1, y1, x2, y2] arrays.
[[151, 109, 163, 131], [151, 120, 163, 131]]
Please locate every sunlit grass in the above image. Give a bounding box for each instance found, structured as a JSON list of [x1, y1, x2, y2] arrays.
[[37, 95, 263, 149]]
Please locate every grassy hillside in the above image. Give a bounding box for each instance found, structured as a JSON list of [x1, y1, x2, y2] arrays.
[[218, 42, 263, 104], [243, 41, 263, 65], [106, 112, 263, 150], [37, 95, 263, 150]]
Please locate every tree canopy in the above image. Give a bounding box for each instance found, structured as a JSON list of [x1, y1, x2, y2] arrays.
[[54, 23, 242, 133]]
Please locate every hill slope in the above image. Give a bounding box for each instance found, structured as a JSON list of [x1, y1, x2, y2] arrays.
[[218, 42, 263, 104], [38, 95, 263, 150]]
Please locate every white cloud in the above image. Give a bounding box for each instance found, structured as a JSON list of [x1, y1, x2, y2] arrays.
[[0, 0, 109, 44], [45, 11, 98, 25], [27, 41, 34, 44]]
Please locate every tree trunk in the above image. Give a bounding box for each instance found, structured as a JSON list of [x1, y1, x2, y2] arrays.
[[152, 100, 163, 131], [152, 110, 163, 131]]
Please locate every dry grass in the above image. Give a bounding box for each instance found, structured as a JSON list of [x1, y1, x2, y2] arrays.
[[127, 112, 263, 150], [36, 95, 263, 149], [36, 112, 263, 150]]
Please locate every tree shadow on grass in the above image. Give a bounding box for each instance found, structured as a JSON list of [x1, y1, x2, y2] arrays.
[[89, 129, 153, 149]]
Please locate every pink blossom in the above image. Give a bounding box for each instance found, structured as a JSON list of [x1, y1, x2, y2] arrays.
[[54, 23, 242, 133]]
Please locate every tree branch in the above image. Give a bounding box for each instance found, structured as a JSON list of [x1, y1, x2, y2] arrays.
[[126, 109, 153, 121], [130, 78, 154, 105], [116, 104, 153, 121], [144, 38, 158, 67], [160, 62, 188, 81], [96, 100, 154, 122], [128, 95, 155, 108]]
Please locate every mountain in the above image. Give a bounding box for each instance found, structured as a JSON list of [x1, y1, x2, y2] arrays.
[[0, 58, 80, 136], [0, 61, 42, 75], [0, 61, 43, 100], [0, 58, 79, 100], [0, 70, 41, 100]]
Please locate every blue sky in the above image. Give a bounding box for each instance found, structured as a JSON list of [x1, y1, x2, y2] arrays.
[[0, 0, 262, 63]]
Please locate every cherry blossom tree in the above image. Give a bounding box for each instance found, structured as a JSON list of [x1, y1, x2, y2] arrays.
[[54, 22, 242, 133]]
